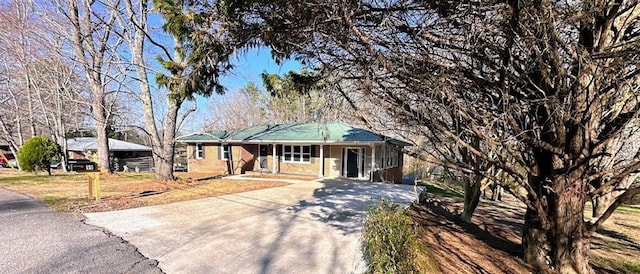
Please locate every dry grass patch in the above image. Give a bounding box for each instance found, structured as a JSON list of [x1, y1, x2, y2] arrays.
[[590, 209, 640, 273], [244, 173, 319, 181], [0, 170, 288, 213], [410, 199, 531, 274], [175, 172, 221, 181]]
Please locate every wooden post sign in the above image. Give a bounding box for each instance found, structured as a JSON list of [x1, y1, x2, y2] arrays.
[[87, 172, 101, 201]]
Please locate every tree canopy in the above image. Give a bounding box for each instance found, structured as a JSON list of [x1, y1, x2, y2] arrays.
[[154, 0, 232, 103], [188, 0, 640, 272]]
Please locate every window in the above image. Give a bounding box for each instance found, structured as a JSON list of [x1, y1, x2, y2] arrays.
[[386, 146, 392, 167], [390, 147, 398, 168], [195, 144, 204, 159], [380, 144, 398, 169], [283, 145, 311, 163], [220, 144, 230, 160], [381, 145, 388, 168]]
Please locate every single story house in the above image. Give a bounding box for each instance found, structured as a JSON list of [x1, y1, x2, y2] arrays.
[[67, 137, 153, 159], [66, 137, 153, 171], [0, 142, 9, 152], [177, 123, 412, 183]]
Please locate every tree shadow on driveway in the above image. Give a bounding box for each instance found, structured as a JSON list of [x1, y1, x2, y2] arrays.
[[255, 179, 420, 273], [286, 179, 421, 236]]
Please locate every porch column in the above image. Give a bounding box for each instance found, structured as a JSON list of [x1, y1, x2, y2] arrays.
[[370, 145, 376, 182], [272, 144, 277, 173], [318, 145, 324, 177]]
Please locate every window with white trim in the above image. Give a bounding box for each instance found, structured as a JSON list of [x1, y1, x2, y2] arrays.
[[219, 144, 230, 160], [380, 144, 399, 169], [283, 145, 311, 163], [390, 147, 398, 167], [380, 145, 385, 168], [385, 146, 393, 168], [195, 144, 204, 159]]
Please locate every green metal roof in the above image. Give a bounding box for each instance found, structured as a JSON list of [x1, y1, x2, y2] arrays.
[[177, 122, 412, 146], [175, 131, 229, 142]]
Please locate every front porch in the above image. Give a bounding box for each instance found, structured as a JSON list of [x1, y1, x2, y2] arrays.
[[251, 144, 375, 180]]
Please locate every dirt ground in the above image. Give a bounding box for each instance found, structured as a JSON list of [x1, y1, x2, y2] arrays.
[[409, 196, 640, 274]]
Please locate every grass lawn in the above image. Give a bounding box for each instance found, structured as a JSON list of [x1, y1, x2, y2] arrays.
[[616, 204, 640, 214], [0, 170, 288, 213], [591, 257, 640, 273], [415, 180, 463, 198]]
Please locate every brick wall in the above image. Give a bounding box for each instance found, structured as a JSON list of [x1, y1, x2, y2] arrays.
[[372, 149, 404, 183], [232, 144, 257, 174], [325, 145, 342, 177], [187, 144, 227, 174], [187, 144, 258, 175], [373, 167, 403, 183], [279, 161, 320, 175]]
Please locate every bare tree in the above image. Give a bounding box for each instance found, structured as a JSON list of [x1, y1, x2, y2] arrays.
[[204, 82, 271, 130], [29, 59, 85, 172], [0, 1, 88, 169], [104, 0, 231, 180], [0, 1, 39, 152], [56, 0, 126, 173], [590, 125, 640, 219]]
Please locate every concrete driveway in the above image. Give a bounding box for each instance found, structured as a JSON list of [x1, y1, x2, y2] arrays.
[[84, 179, 420, 274]]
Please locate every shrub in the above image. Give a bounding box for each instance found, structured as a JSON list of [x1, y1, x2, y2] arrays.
[[17, 136, 61, 175], [362, 200, 436, 273]]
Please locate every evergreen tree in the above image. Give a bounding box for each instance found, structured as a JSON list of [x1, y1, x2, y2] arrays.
[[151, 0, 234, 180], [17, 136, 62, 175]]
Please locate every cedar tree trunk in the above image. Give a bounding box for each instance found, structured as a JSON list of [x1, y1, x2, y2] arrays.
[[522, 150, 593, 273], [461, 175, 482, 223]]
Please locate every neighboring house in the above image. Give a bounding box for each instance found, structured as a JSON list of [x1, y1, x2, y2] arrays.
[[177, 123, 412, 183], [0, 149, 15, 168], [0, 142, 9, 152], [0, 142, 11, 166], [66, 137, 153, 171]]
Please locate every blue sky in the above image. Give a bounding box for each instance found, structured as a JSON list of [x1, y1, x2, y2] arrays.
[[145, 12, 303, 133], [183, 47, 303, 132], [221, 48, 302, 91]]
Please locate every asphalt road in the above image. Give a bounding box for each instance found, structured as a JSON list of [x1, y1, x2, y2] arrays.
[[85, 179, 420, 273], [0, 187, 163, 274]]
